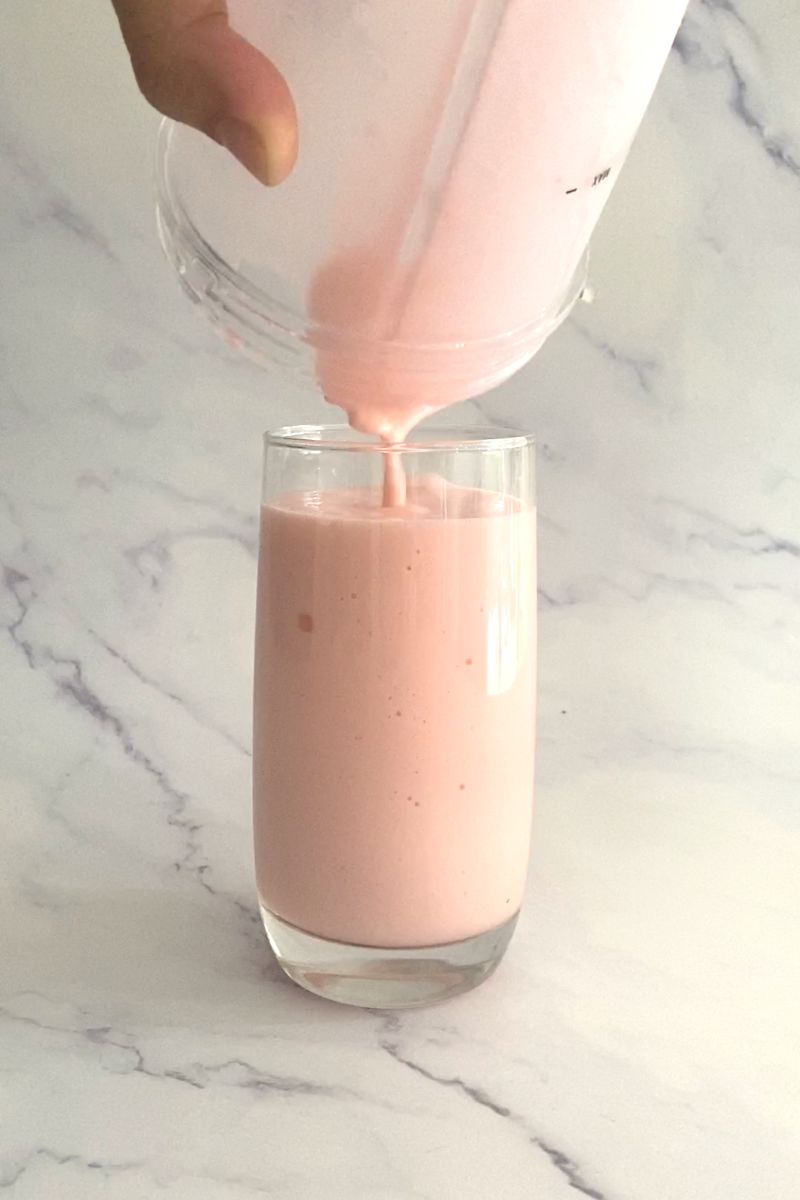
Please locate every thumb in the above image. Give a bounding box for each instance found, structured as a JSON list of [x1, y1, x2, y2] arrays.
[[112, 0, 297, 186]]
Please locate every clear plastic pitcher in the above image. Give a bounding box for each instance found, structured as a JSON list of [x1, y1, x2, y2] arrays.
[[157, 0, 687, 433]]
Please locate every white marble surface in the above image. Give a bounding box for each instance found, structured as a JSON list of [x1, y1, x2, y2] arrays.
[[2, 2, 800, 1196]]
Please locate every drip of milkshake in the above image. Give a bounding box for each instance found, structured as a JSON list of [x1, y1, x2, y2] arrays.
[[381, 448, 407, 508]]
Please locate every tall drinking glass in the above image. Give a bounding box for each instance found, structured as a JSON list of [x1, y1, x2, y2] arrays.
[[254, 426, 536, 1007]]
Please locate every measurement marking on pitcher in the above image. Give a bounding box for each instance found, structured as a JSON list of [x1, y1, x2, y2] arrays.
[[565, 166, 612, 195]]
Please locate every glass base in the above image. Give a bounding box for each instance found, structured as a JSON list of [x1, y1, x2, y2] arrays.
[[260, 906, 519, 1009]]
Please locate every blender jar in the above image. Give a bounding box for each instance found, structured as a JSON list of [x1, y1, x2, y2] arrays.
[[156, 0, 688, 432]]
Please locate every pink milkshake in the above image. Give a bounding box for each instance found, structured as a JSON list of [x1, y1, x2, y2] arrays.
[[254, 440, 536, 965], [154, 1, 691, 1006]]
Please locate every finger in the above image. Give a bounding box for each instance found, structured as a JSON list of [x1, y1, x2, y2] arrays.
[[111, 0, 297, 185]]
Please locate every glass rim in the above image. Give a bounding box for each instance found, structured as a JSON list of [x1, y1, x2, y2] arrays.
[[264, 424, 535, 454]]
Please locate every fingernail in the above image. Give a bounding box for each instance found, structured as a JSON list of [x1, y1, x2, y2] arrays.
[[214, 117, 287, 187]]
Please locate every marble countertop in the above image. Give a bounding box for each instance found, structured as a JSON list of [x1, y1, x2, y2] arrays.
[[2, 2, 799, 1197]]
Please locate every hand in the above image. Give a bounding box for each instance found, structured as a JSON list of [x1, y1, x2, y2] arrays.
[[111, 0, 297, 186]]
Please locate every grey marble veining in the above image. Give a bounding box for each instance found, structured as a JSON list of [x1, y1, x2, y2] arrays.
[[1, 2, 799, 1197]]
